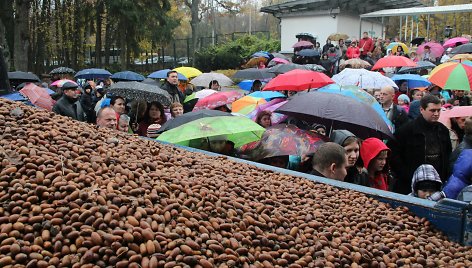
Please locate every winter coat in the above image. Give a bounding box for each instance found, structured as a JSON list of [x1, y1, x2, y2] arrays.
[[360, 138, 391, 191], [443, 149, 472, 199], [346, 47, 360, 59], [359, 37, 374, 56], [161, 81, 185, 104], [409, 164, 442, 197], [387, 104, 410, 132], [52, 95, 86, 122], [388, 115, 452, 194], [80, 92, 95, 123], [449, 136, 472, 172]]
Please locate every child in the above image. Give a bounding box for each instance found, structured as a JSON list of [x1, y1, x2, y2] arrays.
[[360, 138, 392, 191], [409, 164, 442, 199], [397, 94, 410, 113]]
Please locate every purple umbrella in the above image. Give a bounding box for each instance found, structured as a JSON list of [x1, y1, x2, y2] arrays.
[[248, 98, 288, 125]]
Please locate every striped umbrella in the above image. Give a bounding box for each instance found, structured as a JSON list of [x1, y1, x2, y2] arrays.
[[428, 62, 472, 91]]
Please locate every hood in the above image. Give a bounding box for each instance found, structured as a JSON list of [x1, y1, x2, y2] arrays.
[[360, 138, 390, 169], [411, 164, 442, 194], [330, 130, 356, 146]]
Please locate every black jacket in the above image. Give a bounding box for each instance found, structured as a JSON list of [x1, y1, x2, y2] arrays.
[[80, 92, 94, 123], [390, 104, 410, 132], [161, 81, 185, 104], [52, 95, 86, 122], [388, 115, 452, 194]]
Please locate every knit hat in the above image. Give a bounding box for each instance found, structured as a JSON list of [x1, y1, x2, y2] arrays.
[[147, 124, 162, 138], [330, 130, 356, 146], [411, 164, 442, 193], [398, 94, 410, 104]]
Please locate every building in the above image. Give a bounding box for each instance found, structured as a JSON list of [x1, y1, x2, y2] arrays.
[[261, 0, 422, 53]]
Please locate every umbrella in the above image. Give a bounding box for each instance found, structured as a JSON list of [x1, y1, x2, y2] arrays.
[[108, 81, 172, 105], [190, 73, 233, 87], [292, 41, 314, 48], [397, 61, 436, 74], [275, 91, 393, 139], [232, 68, 275, 80], [251, 51, 272, 59], [142, 78, 161, 86], [1, 92, 27, 102], [239, 124, 325, 161], [332, 68, 398, 89], [184, 89, 217, 103], [270, 53, 289, 61], [156, 116, 265, 148], [267, 63, 313, 75], [174, 67, 202, 79], [417, 42, 444, 58], [304, 64, 326, 72], [75, 68, 111, 79], [50, 79, 78, 87], [263, 69, 334, 91], [443, 37, 469, 48], [238, 80, 257, 91], [8, 71, 40, 82], [451, 43, 472, 55], [317, 84, 394, 132], [157, 110, 233, 133], [19, 83, 55, 111], [428, 62, 472, 91], [339, 58, 371, 69], [391, 74, 432, 88], [193, 91, 243, 111], [248, 91, 286, 100], [49, 67, 75, 75], [298, 49, 320, 57], [247, 99, 288, 125], [387, 42, 409, 54], [148, 69, 187, 81], [267, 57, 290, 67], [439, 106, 472, 129], [411, 37, 426, 46], [328, 33, 349, 41], [372, 56, 416, 70], [244, 57, 268, 68], [111, 71, 145, 82], [450, 54, 472, 62], [232, 96, 267, 115]]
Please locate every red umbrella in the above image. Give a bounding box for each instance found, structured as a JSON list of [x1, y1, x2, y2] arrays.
[[262, 69, 334, 91], [193, 91, 243, 111], [19, 83, 55, 111], [292, 41, 314, 48], [371, 56, 416, 70], [417, 42, 444, 58]]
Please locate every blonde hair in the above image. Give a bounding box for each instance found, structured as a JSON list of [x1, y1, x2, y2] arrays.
[[170, 102, 183, 110]]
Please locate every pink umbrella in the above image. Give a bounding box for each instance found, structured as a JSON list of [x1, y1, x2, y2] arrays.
[[443, 37, 470, 48], [272, 58, 289, 64], [417, 42, 444, 58], [19, 83, 55, 111], [292, 41, 314, 48], [248, 98, 288, 125], [193, 91, 243, 111], [51, 79, 77, 87]]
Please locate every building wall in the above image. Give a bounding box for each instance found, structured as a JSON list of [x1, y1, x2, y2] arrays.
[[337, 14, 384, 41]]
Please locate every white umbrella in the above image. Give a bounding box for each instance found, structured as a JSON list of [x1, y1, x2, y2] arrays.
[[191, 72, 234, 87], [332, 68, 398, 89], [194, 89, 217, 99]]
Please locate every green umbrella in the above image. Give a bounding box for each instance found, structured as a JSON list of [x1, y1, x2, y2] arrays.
[[156, 116, 265, 148]]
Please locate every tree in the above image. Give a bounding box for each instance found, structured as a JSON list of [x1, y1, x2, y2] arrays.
[[14, 0, 31, 71]]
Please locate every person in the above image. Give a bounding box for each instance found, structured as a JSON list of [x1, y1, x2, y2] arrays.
[[110, 96, 126, 115], [346, 40, 360, 59], [449, 117, 472, 170], [394, 45, 405, 56], [398, 81, 408, 95], [322, 39, 333, 54], [451, 90, 471, 106], [331, 130, 368, 186], [311, 142, 348, 181], [410, 51, 419, 62], [441, 148, 472, 200], [161, 70, 185, 103], [314, 42, 322, 55], [52, 82, 86, 122], [397, 94, 410, 113], [409, 164, 443, 199], [373, 89, 381, 103], [118, 114, 131, 133], [207, 135, 235, 156], [250, 80, 263, 92], [169, 102, 184, 118], [440, 48, 452, 63], [255, 110, 272, 128], [146, 124, 161, 139], [359, 32, 374, 59], [338, 39, 347, 58], [408, 100, 421, 120], [137, 101, 167, 136], [410, 89, 424, 101], [208, 80, 220, 90], [379, 86, 409, 131], [360, 138, 392, 191], [96, 107, 117, 129], [420, 45, 435, 62], [313, 124, 326, 136], [320, 53, 334, 75], [80, 82, 95, 123], [389, 95, 452, 194]]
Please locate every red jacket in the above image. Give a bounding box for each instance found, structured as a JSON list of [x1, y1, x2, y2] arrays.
[[359, 37, 374, 56], [360, 138, 391, 191], [346, 47, 360, 59]]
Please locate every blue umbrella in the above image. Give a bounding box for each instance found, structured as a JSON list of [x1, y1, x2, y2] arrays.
[[111, 71, 145, 81], [391, 74, 431, 88], [148, 69, 187, 81], [1, 92, 27, 101], [238, 80, 255, 91], [317, 84, 394, 132], [248, 91, 286, 100], [75, 68, 112, 79], [251, 51, 272, 59], [298, 49, 320, 57]]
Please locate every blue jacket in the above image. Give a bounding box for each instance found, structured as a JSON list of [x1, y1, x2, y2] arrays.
[[443, 149, 472, 199]]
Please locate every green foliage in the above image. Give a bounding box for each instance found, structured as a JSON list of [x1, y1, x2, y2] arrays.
[[195, 35, 280, 72]]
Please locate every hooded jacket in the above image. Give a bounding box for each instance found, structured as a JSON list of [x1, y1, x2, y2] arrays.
[[409, 164, 442, 197], [360, 138, 391, 191], [331, 130, 355, 146], [443, 149, 472, 199]]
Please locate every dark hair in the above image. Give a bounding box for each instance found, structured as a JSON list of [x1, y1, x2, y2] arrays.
[[208, 80, 219, 88], [167, 70, 178, 77], [144, 101, 167, 124], [110, 96, 125, 106], [465, 117, 472, 137], [255, 110, 272, 126], [420, 94, 441, 109], [312, 142, 346, 172]]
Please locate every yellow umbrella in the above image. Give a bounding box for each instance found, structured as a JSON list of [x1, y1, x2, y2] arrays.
[[174, 67, 202, 79], [387, 42, 409, 54], [450, 54, 472, 62]]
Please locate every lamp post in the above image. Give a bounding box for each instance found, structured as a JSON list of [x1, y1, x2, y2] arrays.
[[444, 26, 453, 38]]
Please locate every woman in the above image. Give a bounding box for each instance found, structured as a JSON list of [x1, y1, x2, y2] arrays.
[[410, 51, 420, 62], [110, 96, 126, 115], [346, 41, 360, 59], [395, 45, 405, 56], [314, 42, 322, 55], [208, 80, 220, 90], [255, 110, 272, 128], [137, 101, 167, 137], [410, 89, 424, 101], [322, 39, 332, 54]]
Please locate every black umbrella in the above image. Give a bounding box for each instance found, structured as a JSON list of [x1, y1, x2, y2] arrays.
[[451, 43, 472, 55], [108, 81, 172, 106], [49, 67, 75, 75], [267, 63, 312, 74], [397, 61, 436, 74], [298, 49, 320, 57], [275, 91, 393, 139], [157, 110, 233, 133], [411, 37, 425, 46], [232, 68, 275, 80], [8, 71, 40, 82], [142, 78, 161, 86]]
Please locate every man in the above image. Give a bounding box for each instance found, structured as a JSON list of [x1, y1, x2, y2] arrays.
[[359, 32, 374, 59], [52, 82, 86, 122], [311, 142, 348, 181], [96, 107, 117, 129], [388, 95, 452, 194], [451, 90, 471, 106], [161, 70, 185, 103], [373, 89, 381, 103], [379, 86, 409, 131]]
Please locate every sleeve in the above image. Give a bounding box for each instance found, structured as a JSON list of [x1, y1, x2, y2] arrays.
[[387, 126, 409, 190], [443, 150, 472, 199]]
